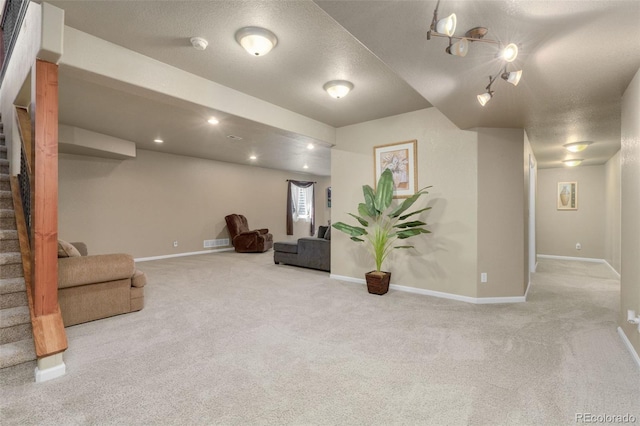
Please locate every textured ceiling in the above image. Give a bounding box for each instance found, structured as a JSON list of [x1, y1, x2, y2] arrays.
[[49, 0, 640, 172], [317, 0, 640, 168]]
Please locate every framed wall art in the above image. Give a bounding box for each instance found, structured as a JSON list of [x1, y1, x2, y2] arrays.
[[557, 181, 578, 210], [373, 140, 417, 199]]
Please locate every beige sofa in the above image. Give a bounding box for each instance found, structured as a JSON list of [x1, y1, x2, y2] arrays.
[[57, 242, 146, 327]]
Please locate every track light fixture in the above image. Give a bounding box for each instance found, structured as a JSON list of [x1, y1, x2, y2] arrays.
[[427, 0, 523, 105]]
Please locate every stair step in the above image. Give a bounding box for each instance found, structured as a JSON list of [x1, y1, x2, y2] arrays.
[[0, 263, 23, 281], [0, 305, 30, 328], [0, 145, 6, 160], [0, 338, 36, 369], [0, 252, 21, 265], [0, 230, 20, 253], [0, 290, 27, 309], [0, 277, 26, 294], [0, 174, 8, 191], [0, 322, 32, 345], [0, 209, 16, 230], [0, 190, 12, 210]]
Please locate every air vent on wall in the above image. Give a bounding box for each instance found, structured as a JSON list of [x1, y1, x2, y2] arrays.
[[226, 135, 243, 140], [204, 238, 229, 248]]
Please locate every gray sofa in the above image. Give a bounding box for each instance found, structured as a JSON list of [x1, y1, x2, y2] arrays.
[[273, 226, 331, 272]]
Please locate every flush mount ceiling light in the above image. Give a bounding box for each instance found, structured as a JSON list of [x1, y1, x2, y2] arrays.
[[323, 80, 354, 99], [307, 143, 314, 150], [427, 0, 523, 105], [564, 141, 592, 152], [207, 117, 219, 125], [563, 159, 583, 167], [303, 164, 309, 169], [249, 155, 257, 160], [235, 26, 278, 56], [153, 138, 163, 144]]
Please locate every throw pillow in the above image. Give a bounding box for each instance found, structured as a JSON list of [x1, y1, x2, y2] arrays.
[[324, 226, 331, 240], [317, 226, 328, 239], [58, 240, 81, 258]]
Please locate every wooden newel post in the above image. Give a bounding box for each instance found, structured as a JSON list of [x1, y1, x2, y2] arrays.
[[32, 59, 59, 317]]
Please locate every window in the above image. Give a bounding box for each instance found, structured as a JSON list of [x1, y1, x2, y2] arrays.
[[297, 187, 309, 218], [291, 183, 313, 222]]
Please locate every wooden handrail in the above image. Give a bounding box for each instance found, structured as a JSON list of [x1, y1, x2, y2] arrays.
[[15, 107, 32, 173]]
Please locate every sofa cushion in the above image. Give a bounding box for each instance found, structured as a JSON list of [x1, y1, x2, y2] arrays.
[[58, 254, 135, 289], [58, 240, 82, 258], [273, 241, 298, 254]]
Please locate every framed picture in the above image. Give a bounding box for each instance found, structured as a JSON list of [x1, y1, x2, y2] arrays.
[[557, 181, 578, 210], [373, 140, 417, 199]]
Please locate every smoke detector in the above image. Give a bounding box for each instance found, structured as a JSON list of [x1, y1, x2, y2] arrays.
[[190, 37, 208, 51]]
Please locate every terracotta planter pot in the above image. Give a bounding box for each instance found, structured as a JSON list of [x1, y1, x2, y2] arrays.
[[365, 271, 391, 295]]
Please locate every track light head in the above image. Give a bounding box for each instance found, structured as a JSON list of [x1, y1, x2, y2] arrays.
[[436, 13, 457, 36], [445, 38, 469, 57], [501, 43, 519, 62], [501, 69, 522, 86], [477, 92, 493, 106]]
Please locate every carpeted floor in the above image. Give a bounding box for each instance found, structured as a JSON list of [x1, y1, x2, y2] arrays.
[[1, 253, 639, 425]]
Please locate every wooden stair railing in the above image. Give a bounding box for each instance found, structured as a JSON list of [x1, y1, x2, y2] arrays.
[[12, 68, 67, 359]]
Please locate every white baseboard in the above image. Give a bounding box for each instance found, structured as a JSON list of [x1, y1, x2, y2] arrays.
[[524, 279, 531, 301], [135, 248, 234, 262], [35, 362, 66, 383], [330, 274, 526, 305], [537, 254, 621, 278], [617, 327, 640, 370], [537, 254, 604, 263]]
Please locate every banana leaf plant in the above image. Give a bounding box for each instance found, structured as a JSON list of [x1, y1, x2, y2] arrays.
[[332, 168, 432, 272]]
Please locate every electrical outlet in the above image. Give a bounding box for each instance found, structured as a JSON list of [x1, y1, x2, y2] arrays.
[[481, 272, 487, 283], [576, 243, 581, 250], [173, 241, 178, 247]]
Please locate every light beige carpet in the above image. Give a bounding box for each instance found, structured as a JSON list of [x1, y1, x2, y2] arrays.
[[1, 253, 639, 425]]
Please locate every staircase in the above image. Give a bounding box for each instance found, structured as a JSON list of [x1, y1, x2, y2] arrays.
[[0, 116, 36, 369]]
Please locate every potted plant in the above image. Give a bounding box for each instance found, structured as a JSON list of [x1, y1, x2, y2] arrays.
[[332, 168, 432, 295]]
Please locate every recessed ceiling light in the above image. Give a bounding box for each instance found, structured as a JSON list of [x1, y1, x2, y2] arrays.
[[207, 117, 219, 125], [249, 155, 257, 160], [154, 138, 163, 144], [563, 159, 583, 167], [307, 143, 314, 150], [226, 135, 243, 140], [564, 141, 592, 153], [303, 164, 309, 169]]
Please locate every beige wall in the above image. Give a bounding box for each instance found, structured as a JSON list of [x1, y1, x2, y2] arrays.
[[59, 149, 329, 258], [620, 67, 640, 355], [0, 2, 41, 174], [476, 128, 526, 298], [604, 151, 621, 273], [536, 166, 605, 259], [332, 108, 479, 298]]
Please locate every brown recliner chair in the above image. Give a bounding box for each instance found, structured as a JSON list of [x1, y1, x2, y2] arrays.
[[225, 214, 273, 253]]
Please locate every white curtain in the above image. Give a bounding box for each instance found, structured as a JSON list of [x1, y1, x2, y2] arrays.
[[291, 184, 301, 221]]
